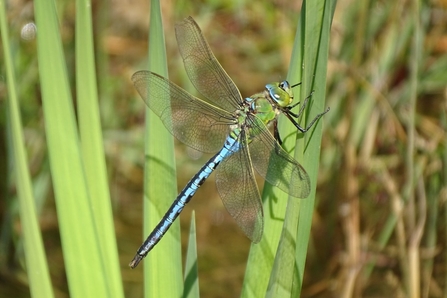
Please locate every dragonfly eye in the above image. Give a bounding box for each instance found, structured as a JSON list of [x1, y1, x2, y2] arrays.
[[265, 82, 293, 107], [279, 81, 290, 91]]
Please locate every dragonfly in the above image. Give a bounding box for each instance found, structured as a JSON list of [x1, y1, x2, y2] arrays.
[[129, 16, 329, 268]]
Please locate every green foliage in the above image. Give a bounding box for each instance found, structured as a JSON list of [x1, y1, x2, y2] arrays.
[[0, 0, 54, 297], [31, 0, 122, 297], [75, 0, 124, 295], [140, 1, 183, 296], [242, 1, 335, 297], [3, 0, 446, 297], [184, 211, 200, 298]]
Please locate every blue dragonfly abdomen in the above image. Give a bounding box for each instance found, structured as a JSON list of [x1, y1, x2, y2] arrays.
[[129, 134, 241, 268]]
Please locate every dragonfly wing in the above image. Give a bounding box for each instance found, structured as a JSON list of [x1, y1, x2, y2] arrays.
[[175, 17, 243, 112], [215, 134, 263, 243], [132, 71, 234, 153], [248, 116, 311, 198]]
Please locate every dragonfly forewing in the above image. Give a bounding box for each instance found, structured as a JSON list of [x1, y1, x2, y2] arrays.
[[247, 116, 311, 198], [132, 71, 234, 153], [175, 17, 243, 113], [215, 132, 263, 243]]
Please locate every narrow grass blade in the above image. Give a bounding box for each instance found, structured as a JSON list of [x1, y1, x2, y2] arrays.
[[242, 1, 335, 297], [0, 1, 54, 297], [75, 0, 124, 296], [293, 0, 335, 290], [266, 1, 335, 297], [264, 7, 307, 296], [140, 1, 183, 296], [34, 0, 109, 296], [183, 211, 199, 298]]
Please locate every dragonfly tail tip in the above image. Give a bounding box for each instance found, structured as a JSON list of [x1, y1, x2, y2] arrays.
[[129, 254, 143, 269]]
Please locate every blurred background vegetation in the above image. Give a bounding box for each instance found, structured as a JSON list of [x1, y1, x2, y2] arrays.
[[1, 0, 447, 297]]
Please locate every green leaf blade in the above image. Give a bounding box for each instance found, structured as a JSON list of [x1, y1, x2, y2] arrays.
[[75, 0, 124, 297], [0, 1, 55, 296], [34, 0, 110, 296], [139, 1, 183, 297], [242, 1, 335, 297], [183, 211, 200, 298]]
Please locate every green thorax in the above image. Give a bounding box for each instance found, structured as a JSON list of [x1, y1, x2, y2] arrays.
[[249, 81, 295, 126], [230, 81, 295, 141]]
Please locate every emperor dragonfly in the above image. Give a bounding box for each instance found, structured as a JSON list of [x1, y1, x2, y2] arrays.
[[130, 16, 329, 268]]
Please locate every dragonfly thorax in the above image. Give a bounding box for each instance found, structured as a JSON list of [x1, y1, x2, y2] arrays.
[[265, 81, 294, 108]]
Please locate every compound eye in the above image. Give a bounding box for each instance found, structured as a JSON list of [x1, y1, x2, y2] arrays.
[[279, 81, 290, 91]]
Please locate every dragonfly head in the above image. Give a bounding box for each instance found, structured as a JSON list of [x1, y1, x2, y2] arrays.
[[265, 81, 294, 107]]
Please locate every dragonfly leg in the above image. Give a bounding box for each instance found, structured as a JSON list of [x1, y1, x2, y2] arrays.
[[277, 90, 329, 138], [288, 90, 315, 118], [284, 106, 330, 133], [282, 89, 330, 133], [273, 118, 283, 145], [304, 106, 330, 131]]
